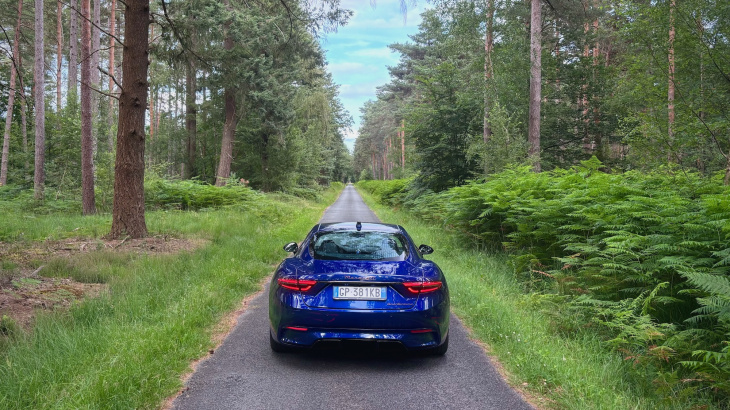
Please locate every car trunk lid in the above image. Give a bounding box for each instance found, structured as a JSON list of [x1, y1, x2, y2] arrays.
[[300, 260, 421, 310]]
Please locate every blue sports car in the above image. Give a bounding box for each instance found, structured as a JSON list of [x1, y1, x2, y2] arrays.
[[268, 221, 450, 355]]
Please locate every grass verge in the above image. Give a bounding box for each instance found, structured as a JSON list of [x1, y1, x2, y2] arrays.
[[358, 188, 690, 410], [0, 187, 341, 409]]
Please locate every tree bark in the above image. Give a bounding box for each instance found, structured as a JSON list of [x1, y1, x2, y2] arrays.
[[81, 0, 96, 215], [215, 88, 237, 186], [1, 0, 23, 186], [91, 0, 100, 161], [668, 0, 676, 161], [528, 0, 542, 172], [110, 0, 149, 239], [34, 0, 46, 200], [56, 0, 63, 112], [483, 0, 495, 143], [21, 92, 28, 176], [215, 8, 237, 187], [69, 0, 78, 99], [108, 0, 116, 150], [400, 119, 405, 168], [185, 58, 197, 179]]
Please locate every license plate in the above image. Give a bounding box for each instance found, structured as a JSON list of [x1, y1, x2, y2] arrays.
[[334, 286, 387, 300]]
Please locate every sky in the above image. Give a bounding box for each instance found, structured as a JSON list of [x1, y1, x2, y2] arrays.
[[319, 0, 431, 152]]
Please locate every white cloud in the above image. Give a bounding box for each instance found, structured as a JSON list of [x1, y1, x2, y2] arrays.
[[340, 82, 385, 98], [347, 48, 399, 61], [343, 128, 359, 152], [327, 62, 368, 76]]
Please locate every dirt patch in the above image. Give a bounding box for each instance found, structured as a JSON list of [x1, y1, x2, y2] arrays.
[[0, 236, 208, 331]]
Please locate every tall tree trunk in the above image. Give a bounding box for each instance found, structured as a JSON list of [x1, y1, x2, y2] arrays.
[[34, 0, 46, 200], [108, 0, 116, 150], [91, 0, 100, 161], [215, 7, 236, 187], [668, 0, 676, 161], [1, 0, 23, 186], [400, 119, 405, 169], [528, 0, 542, 172], [21, 93, 28, 177], [185, 58, 197, 179], [483, 0, 495, 143], [56, 0, 63, 112], [68, 0, 78, 99], [215, 88, 237, 186], [110, 0, 149, 239], [81, 0, 96, 214]]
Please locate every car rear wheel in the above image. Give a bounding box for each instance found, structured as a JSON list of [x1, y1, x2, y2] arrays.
[[269, 331, 291, 353]]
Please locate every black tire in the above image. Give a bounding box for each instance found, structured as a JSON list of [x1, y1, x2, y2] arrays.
[[431, 334, 449, 356], [269, 331, 290, 353]]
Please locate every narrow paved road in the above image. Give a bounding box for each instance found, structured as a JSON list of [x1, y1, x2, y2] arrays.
[[172, 185, 532, 410]]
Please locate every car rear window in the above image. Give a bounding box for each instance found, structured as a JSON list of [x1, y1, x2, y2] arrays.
[[312, 231, 408, 261]]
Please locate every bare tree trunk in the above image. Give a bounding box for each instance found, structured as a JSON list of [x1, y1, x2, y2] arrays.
[[215, 88, 237, 186], [148, 88, 155, 141], [215, 8, 237, 187], [1, 0, 23, 186], [56, 0, 63, 112], [400, 119, 405, 168], [108, 0, 116, 150], [81, 0, 96, 215], [68, 0, 78, 99], [668, 0, 676, 161], [110, 0, 149, 239], [185, 58, 197, 179], [528, 0, 542, 172], [91, 0, 100, 162], [483, 0, 495, 143], [34, 0, 46, 200], [21, 93, 28, 176]]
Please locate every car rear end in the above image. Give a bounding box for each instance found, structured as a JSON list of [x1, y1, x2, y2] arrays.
[[270, 263, 449, 351], [269, 224, 449, 353]]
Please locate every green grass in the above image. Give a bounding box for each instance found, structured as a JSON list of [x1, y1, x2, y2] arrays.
[[0, 187, 341, 409], [358, 188, 704, 410]]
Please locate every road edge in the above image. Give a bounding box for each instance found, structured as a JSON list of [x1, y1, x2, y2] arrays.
[[161, 273, 273, 410]]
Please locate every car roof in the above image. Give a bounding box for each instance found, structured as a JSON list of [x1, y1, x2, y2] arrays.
[[314, 222, 404, 234]]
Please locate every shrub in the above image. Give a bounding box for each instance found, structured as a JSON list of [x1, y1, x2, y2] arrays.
[[360, 158, 730, 405]]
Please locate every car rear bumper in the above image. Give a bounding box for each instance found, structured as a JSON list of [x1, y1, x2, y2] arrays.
[[270, 301, 449, 350]]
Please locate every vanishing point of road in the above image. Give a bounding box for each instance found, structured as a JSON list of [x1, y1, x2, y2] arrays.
[[172, 185, 532, 410]]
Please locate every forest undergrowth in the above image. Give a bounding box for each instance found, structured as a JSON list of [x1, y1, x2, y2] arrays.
[[0, 181, 343, 409], [358, 160, 729, 409]]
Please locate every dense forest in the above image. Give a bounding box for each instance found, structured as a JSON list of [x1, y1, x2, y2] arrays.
[[0, 0, 354, 222], [354, 0, 730, 405], [354, 0, 730, 189]]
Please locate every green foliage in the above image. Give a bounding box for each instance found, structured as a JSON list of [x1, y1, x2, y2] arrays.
[[0, 187, 340, 409], [360, 162, 730, 406], [144, 176, 262, 211]]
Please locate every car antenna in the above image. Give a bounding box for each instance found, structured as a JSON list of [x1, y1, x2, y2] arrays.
[[356, 221, 362, 231]]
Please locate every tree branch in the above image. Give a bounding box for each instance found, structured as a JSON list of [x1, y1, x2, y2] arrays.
[[98, 66, 123, 93], [61, 0, 125, 46], [80, 79, 120, 101], [0, 22, 28, 102]]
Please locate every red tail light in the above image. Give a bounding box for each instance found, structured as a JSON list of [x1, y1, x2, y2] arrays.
[[277, 278, 317, 292], [403, 281, 442, 295]]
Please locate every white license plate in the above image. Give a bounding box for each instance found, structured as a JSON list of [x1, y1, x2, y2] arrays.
[[334, 286, 387, 300]]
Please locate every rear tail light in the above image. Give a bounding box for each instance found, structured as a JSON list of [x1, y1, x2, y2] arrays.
[[277, 278, 317, 292], [403, 281, 442, 295]]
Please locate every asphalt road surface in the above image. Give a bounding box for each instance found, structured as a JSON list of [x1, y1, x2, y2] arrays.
[[172, 184, 532, 410]]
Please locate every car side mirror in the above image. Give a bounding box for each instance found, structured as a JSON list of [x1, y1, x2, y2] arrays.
[[283, 242, 299, 253], [418, 244, 434, 255]]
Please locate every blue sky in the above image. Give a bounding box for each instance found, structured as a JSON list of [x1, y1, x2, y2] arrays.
[[319, 0, 431, 151]]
